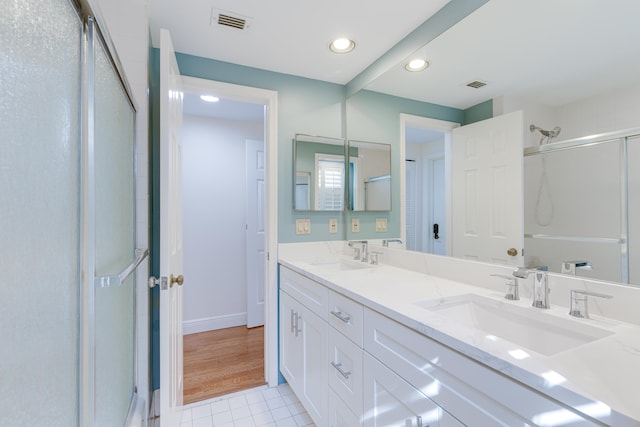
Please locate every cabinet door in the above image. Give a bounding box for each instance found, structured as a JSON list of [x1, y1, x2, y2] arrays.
[[364, 353, 441, 427], [280, 291, 303, 388], [298, 300, 329, 426], [329, 388, 362, 427]]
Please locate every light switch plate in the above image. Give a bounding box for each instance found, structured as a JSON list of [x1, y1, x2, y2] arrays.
[[295, 218, 311, 235], [329, 218, 338, 234], [351, 218, 360, 233], [375, 218, 388, 232]]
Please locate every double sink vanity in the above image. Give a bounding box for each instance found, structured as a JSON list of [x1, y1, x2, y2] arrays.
[[278, 241, 640, 427]]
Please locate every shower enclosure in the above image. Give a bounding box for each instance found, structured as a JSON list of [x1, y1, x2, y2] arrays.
[[1, 0, 144, 425], [524, 129, 639, 285]]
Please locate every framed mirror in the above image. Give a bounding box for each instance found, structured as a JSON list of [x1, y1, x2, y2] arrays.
[[293, 134, 346, 212], [348, 140, 391, 211]]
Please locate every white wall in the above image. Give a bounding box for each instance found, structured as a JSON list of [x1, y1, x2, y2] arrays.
[[182, 114, 264, 333]]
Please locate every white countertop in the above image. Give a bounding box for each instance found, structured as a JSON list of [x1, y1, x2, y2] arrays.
[[278, 247, 640, 425]]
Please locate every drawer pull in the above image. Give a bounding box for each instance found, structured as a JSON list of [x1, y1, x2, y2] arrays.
[[330, 361, 351, 379], [290, 309, 295, 333], [331, 310, 351, 323]]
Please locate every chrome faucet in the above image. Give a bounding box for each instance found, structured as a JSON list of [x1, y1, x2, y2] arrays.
[[561, 260, 592, 276], [569, 289, 613, 319], [382, 239, 403, 247], [348, 240, 368, 262], [490, 274, 520, 300], [513, 267, 550, 309]]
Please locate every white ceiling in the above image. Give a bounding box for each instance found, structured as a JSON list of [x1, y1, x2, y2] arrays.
[[148, 0, 451, 85], [150, 0, 640, 112], [183, 91, 264, 122]]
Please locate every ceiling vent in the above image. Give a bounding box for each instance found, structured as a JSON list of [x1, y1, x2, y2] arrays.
[[211, 9, 251, 30], [466, 80, 487, 89]]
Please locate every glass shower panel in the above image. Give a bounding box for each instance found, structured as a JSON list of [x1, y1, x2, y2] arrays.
[[524, 139, 623, 280], [628, 136, 639, 286], [0, 0, 82, 425], [93, 34, 137, 426]]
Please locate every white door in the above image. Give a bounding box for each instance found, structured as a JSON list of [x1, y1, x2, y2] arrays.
[[159, 28, 184, 427], [431, 156, 446, 255], [405, 160, 418, 251], [451, 111, 524, 266], [246, 139, 265, 328]]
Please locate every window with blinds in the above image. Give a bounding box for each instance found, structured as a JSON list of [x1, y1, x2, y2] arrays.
[[315, 155, 345, 211]]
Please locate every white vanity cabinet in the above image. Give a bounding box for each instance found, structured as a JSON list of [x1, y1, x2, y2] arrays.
[[364, 353, 463, 427], [279, 268, 329, 426], [363, 308, 603, 427]]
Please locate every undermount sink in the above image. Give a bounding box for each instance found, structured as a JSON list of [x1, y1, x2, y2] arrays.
[[308, 259, 372, 272], [415, 294, 614, 356]]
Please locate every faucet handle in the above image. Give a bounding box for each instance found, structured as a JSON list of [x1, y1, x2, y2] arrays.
[[491, 274, 520, 300], [369, 251, 382, 265], [569, 289, 613, 319]]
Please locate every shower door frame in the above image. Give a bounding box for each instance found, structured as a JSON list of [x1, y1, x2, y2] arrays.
[[75, 0, 142, 425]]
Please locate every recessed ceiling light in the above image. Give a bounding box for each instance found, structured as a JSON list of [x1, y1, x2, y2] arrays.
[[405, 58, 429, 72], [329, 38, 355, 54], [200, 94, 219, 103]]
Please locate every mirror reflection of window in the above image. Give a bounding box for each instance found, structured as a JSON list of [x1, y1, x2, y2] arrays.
[[295, 172, 310, 210], [315, 154, 344, 211]]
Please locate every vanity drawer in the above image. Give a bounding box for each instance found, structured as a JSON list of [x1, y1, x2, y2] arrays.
[[328, 326, 363, 416], [280, 266, 328, 319], [363, 308, 602, 426], [328, 290, 363, 346], [329, 384, 362, 427]]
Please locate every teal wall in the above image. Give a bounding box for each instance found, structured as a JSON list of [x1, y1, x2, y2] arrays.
[[149, 49, 491, 388], [464, 99, 493, 125], [345, 90, 465, 239]]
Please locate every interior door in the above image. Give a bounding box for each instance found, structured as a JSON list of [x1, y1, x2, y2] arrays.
[[431, 156, 446, 255], [451, 111, 524, 266], [159, 28, 184, 427], [246, 138, 266, 328]]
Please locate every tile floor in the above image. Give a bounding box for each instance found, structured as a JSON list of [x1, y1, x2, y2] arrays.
[[179, 384, 315, 427]]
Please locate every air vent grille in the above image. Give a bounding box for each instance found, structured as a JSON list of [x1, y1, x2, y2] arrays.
[[218, 13, 246, 29], [466, 80, 487, 89]]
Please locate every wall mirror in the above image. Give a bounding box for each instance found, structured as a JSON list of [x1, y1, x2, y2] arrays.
[[357, 0, 640, 286], [293, 134, 346, 212], [348, 140, 391, 211]]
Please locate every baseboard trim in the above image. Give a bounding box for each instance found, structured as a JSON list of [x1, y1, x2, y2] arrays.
[[183, 313, 247, 335]]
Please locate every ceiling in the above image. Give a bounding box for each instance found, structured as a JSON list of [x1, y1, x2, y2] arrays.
[[149, 0, 640, 111]]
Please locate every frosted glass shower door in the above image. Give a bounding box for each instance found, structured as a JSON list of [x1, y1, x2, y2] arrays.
[[92, 24, 138, 427], [0, 0, 82, 424]]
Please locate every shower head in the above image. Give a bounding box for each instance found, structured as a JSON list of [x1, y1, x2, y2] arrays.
[[530, 124, 561, 138]]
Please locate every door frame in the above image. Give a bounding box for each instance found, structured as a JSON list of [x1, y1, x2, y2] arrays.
[[400, 114, 459, 255], [181, 76, 279, 386]]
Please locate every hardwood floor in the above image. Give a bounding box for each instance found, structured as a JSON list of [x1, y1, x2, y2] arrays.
[[183, 325, 265, 404]]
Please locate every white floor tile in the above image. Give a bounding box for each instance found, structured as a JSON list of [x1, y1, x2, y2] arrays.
[[249, 400, 270, 415], [212, 410, 233, 425], [294, 412, 313, 426], [191, 404, 212, 420], [231, 405, 252, 420], [191, 415, 213, 427], [287, 402, 306, 416], [275, 417, 298, 427], [228, 395, 248, 409], [234, 416, 255, 427], [211, 399, 230, 414], [266, 396, 286, 410], [253, 411, 275, 424], [270, 405, 292, 421], [176, 384, 312, 427]]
